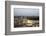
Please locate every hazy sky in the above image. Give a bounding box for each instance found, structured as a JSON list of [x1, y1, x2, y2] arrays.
[[14, 8, 39, 16]]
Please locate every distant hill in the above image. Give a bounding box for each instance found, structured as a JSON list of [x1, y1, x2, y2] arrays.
[[14, 16, 39, 20]]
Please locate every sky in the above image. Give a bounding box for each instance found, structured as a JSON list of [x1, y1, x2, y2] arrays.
[[14, 8, 39, 16]]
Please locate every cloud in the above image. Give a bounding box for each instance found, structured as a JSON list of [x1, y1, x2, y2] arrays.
[[14, 8, 39, 16]]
